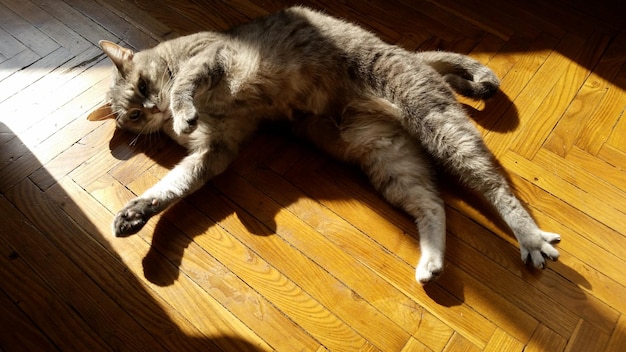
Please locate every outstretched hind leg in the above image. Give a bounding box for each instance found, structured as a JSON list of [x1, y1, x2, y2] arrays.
[[412, 105, 560, 268], [359, 129, 446, 284], [334, 99, 448, 284]]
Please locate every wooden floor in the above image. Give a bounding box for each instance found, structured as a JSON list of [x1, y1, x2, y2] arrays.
[[1, 0, 625, 351]]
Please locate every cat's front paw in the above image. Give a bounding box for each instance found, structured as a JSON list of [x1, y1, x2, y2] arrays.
[[520, 230, 561, 269], [172, 103, 199, 135], [112, 198, 160, 237], [415, 254, 444, 284]]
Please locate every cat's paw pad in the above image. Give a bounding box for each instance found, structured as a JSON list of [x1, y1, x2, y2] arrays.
[[415, 255, 444, 284], [520, 231, 561, 269], [112, 198, 159, 237], [172, 104, 199, 135]]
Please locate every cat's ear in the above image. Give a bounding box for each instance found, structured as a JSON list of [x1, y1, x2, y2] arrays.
[[99, 40, 134, 72], [87, 103, 115, 121]]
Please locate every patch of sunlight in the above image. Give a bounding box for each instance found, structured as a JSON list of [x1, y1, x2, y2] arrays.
[[0, 62, 113, 160]]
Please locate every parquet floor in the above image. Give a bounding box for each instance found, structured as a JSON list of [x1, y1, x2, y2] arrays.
[[1, 0, 625, 351]]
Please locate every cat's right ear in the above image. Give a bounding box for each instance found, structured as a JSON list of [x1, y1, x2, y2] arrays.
[[87, 103, 115, 121], [99, 40, 134, 72]]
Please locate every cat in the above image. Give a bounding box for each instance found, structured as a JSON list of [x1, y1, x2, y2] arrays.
[[89, 6, 560, 284]]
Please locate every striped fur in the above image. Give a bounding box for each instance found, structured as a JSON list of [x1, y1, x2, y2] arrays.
[[95, 6, 559, 283]]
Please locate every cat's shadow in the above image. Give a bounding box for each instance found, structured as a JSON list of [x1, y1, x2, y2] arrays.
[[109, 91, 587, 307], [141, 135, 480, 305], [460, 89, 520, 132]]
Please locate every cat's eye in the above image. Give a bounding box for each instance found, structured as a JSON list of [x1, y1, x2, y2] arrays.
[[138, 78, 148, 96], [128, 110, 142, 120]]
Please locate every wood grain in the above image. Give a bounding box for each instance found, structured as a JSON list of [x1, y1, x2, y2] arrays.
[[1, 0, 625, 350]]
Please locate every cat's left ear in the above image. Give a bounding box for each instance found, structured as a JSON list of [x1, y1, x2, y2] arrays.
[[87, 103, 115, 121], [99, 40, 134, 72]]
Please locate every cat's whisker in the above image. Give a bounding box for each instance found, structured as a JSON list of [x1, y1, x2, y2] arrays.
[[129, 134, 141, 147]]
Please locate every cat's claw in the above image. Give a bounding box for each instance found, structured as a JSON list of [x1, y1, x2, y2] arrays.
[[520, 231, 561, 269], [415, 255, 444, 284], [112, 198, 160, 237]]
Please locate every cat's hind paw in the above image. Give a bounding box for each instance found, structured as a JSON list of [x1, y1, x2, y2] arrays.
[[112, 198, 160, 237], [415, 255, 444, 284], [520, 231, 561, 269]]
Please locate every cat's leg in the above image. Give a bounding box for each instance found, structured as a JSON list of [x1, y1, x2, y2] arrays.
[[361, 143, 447, 284], [411, 105, 560, 268], [112, 141, 236, 237], [301, 99, 448, 283], [169, 48, 226, 135]]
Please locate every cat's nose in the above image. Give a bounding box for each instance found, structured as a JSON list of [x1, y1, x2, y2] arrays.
[[143, 102, 161, 114]]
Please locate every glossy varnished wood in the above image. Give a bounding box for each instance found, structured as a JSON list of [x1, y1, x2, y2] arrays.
[[1, 0, 625, 350]]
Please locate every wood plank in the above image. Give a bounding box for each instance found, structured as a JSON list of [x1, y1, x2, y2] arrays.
[[483, 329, 524, 352], [398, 0, 486, 42], [434, 259, 539, 343], [564, 146, 626, 194], [510, 31, 610, 159], [27, 78, 113, 190], [524, 0, 616, 36], [50, 176, 272, 351], [606, 110, 626, 152], [162, 179, 410, 351], [442, 332, 481, 352], [130, 0, 216, 34], [123, 173, 325, 351], [0, 26, 26, 58], [118, 182, 372, 351], [0, 289, 59, 351], [0, 47, 41, 83], [400, 337, 431, 352], [210, 171, 451, 350], [1, 46, 108, 136], [544, 33, 626, 157], [477, 33, 558, 135], [532, 148, 626, 255], [485, 32, 588, 157], [0, 0, 91, 55], [259, 152, 498, 348], [606, 314, 626, 352], [5, 178, 202, 351], [575, 60, 626, 155], [525, 324, 567, 352], [444, 226, 581, 337], [241, 154, 538, 344], [598, 143, 626, 171], [91, 0, 174, 41], [0, 47, 73, 105], [30, 0, 118, 45], [89, 166, 364, 350], [0, 2, 59, 56], [564, 319, 610, 352], [0, 194, 114, 351], [0, 73, 111, 192], [501, 151, 626, 240], [444, 178, 626, 322], [65, 0, 159, 49]]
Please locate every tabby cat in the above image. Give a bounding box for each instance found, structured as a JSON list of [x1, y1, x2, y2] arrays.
[[89, 6, 560, 284]]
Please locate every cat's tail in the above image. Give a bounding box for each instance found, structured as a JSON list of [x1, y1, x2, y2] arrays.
[[415, 51, 500, 99]]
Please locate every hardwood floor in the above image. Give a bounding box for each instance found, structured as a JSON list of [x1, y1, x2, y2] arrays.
[[1, 0, 625, 350]]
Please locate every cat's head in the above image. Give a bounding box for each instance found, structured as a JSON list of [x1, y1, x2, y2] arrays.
[[88, 41, 172, 135]]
